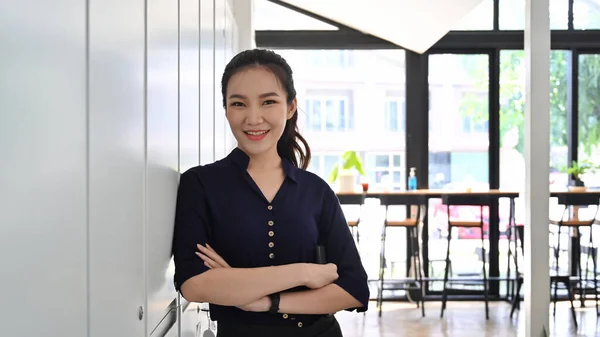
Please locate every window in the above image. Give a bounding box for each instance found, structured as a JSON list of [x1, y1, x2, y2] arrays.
[[307, 153, 343, 181], [253, 0, 338, 31], [578, 54, 600, 188], [385, 99, 406, 132], [365, 153, 405, 191], [311, 50, 352, 68], [304, 96, 353, 132], [499, 0, 569, 30], [574, 0, 600, 29], [462, 115, 489, 133], [452, 0, 494, 31]]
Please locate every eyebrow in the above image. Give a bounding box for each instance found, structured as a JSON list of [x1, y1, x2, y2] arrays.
[[228, 92, 280, 100]]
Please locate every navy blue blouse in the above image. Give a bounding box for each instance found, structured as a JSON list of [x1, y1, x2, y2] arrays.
[[172, 148, 369, 327]]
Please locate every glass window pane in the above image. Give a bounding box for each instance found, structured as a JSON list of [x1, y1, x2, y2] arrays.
[[393, 155, 401, 167], [428, 54, 490, 291], [323, 155, 339, 181], [307, 155, 321, 176], [578, 54, 600, 188], [453, 0, 494, 30], [499, 50, 569, 293], [375, 155, 390, 167], [574, 0, 600, 29], [253, 0, 338, 31], [500, 0, 568, 30]]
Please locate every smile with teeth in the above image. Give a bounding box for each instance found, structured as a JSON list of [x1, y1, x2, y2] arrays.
[[245, 130, 269, 136]]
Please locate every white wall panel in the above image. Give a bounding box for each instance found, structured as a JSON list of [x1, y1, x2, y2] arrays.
[[225, 0, 238, 153], [180, 0, 201, 171], [146, 0, 181, 333], [0, 1, 88, 336], [87, 0, 146, 336], [200, 0, 216, 164], [214, 0, 228, 160]]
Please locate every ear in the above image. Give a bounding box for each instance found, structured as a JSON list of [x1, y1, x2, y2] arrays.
[[287, 98, 297, 120]]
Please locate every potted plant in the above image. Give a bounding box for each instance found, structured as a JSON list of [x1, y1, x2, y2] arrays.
[[328, 150, 366, 192], [562, 160, 598, 191]]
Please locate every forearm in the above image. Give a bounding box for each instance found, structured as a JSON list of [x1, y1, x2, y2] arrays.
[[181, 264, 305, 306], [279, 284, 362, 315]]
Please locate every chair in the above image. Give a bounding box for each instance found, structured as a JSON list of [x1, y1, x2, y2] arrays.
[[337, 193, 366, 247], [440, 193, 490, 319], [508, 225, 579, 327], [377, 194, 427, 317], [549, 193, 599, 318]]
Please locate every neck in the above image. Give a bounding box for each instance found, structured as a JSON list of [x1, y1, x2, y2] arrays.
[[244, 146, 282, 171]]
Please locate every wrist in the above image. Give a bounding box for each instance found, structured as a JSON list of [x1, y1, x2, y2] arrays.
[[297, 263, 309, 286]]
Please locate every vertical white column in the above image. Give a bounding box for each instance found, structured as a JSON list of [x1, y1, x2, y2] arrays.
[[524, 0, 550, 336], [232, 0, 255, 51]]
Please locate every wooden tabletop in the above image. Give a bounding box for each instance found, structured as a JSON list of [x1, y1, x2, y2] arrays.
[[336, 189, 520, 198]]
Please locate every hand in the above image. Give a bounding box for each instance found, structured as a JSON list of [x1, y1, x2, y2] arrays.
[[237, 296, 271, 312], [196, 243, 230, 269], [302, 263, 339, 289]]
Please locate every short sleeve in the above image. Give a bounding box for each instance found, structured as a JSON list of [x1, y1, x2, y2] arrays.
[[172, 169, 211, 295], [319, 186, 370, 312]]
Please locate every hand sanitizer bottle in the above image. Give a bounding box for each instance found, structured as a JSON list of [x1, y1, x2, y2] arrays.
[[408, 167, 418, 190]]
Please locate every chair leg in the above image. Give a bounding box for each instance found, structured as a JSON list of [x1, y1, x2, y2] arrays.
[[441, 224, 452, 318], [553, 226, 562, 317], [565, 278, 578, 328], [414, 226, 425, 317], [589, 231, 598, 316], [481, 227, 489, 320], [378, 223, 388, 317], [510, 277, 522, 318]]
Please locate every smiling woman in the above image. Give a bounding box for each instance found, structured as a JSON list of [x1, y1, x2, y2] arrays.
[[172, 49, 369, 337]]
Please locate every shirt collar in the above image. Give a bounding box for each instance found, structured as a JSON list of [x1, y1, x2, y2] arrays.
[[228, 147, 298, 183]]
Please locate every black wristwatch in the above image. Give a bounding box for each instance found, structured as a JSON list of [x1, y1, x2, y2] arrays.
[[268, 293, 280, 314]]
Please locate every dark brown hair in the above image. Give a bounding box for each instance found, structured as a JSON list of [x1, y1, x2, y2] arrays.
[[221, 49, 311, 170]]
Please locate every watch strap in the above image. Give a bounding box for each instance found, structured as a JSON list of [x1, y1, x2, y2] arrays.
[[268, 293, 280, 314]]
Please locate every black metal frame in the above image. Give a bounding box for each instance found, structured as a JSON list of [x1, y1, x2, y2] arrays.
[[257, 0, 600, 298]]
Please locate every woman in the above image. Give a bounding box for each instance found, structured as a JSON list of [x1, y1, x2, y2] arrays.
[[172, 49, 369, 337]]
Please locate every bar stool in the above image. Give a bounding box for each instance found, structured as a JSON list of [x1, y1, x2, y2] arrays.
[[378, 194, 427, 317], [440, 193, 490, 319], [337, 193, 366, 247], [509, 225, 579, 327], [549, 193, 599, 317]]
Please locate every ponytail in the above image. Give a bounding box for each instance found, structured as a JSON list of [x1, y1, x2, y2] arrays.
[[277, 110, 311, 169]]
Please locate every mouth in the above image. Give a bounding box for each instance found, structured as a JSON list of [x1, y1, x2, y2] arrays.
[[244, 130, 270, 140]]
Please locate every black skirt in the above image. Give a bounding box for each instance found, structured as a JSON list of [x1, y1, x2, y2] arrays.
[[216, 315, 343, 337]]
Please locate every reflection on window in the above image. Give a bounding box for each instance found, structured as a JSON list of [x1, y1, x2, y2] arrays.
[[385, 99, 406, 132], [304, 97, 352, 132], [499, 0, 568, 30]]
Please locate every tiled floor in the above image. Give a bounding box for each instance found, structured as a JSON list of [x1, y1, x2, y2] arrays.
[[336, 300, 600, 337]]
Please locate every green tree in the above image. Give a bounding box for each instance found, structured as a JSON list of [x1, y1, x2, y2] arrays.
[[458, 51, 600, 159]]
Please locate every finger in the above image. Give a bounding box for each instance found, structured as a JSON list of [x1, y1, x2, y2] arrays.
[[195, 252, 222, 268], [201, 244, 231, 268]]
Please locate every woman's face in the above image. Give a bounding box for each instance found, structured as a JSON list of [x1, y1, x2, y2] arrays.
[[225, 66, 296, 158]]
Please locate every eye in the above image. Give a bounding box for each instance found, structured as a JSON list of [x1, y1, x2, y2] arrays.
[[230, 102, 245, 107], [263, 99, 277, 105]]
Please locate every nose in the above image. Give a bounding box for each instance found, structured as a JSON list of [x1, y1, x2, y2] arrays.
[[245, 105, 263, 125]]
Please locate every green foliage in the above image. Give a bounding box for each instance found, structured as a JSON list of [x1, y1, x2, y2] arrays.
[[459, 51, 600, 160], [561, 160, 599, 180], [328, 150, 365, 183]]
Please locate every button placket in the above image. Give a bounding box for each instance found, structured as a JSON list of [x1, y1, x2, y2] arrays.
[[267, 204, 275, 260]]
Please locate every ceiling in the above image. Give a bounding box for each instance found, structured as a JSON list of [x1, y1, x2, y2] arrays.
[[276, 0, 486, 53]]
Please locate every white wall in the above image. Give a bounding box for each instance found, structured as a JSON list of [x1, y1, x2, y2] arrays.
[[0, 0, 251, 336]]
